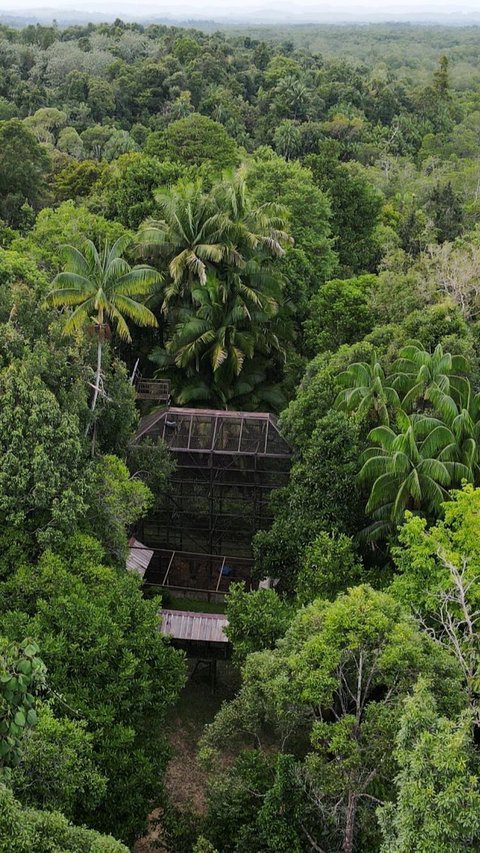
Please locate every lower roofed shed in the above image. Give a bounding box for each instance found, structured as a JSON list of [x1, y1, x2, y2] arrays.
[[160, 609, 229, 644]]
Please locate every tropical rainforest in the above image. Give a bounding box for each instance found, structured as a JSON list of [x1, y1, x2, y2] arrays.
[[1, 16, 480, 853]]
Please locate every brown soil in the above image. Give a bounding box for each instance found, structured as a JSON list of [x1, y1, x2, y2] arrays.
[[132, 659, 239, 852]]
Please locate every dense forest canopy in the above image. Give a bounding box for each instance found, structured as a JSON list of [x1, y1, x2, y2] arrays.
[[1, 16, 480, 853]]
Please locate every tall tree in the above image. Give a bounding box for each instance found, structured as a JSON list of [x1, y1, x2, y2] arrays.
[[391, 342, 469, 413], [378, 681, 480, 853], [201, 586, 463, 853], [335, 352, 400, 426], [0, 119, 50, 227], [359, 415, 461, 540], [138, 173, 291, 406], [48, 236, 159, 417]]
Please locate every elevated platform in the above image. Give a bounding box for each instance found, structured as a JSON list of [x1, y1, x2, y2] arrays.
[[135, 378, 170, 403], [160, 609, 229, 644]]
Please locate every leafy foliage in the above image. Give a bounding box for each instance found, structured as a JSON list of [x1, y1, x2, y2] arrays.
[[378, 680, 480, 852], [0, 639, 46, 769], [202, 586, 464, 853], [0, 782, 127, 853], [0, 535, 185, 840]]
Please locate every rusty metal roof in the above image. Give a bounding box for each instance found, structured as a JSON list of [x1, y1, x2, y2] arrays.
[[126, 537, 154, 578], [134, 407, 291, 458], [160, 609, 229, 644]]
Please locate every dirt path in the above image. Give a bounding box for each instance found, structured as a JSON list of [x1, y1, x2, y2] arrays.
[[132, 660, 239, 852]]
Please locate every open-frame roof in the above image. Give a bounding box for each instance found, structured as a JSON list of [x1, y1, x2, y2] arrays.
[[134, 407, 291, 458]]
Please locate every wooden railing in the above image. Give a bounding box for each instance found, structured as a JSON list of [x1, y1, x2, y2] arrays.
[[135, 379, 170, 402]]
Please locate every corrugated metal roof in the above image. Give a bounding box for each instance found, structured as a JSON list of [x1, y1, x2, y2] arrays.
[[160, 609, 229, 643], [126, 537, 154, 578]]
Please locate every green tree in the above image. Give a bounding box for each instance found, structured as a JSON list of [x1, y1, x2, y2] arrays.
[[0, 119, 50, 227], [0, 534, 185, 840], [92, 153, 181, 229], [12, 202, 126, 272], [296, 531, 363, 604], [11, 703, 106, 820], [0, 363, 88, 550], [254, 411, 365, 592], [138, 178, 232, 306], [87, 77, 115, 122], [391, 341, 469, 413], [0, 638, 46, 769], [392, 484, 480, 716], [280, 343, 375, 452], [359, 415, 459, 540], [139, 172, 291, 407], [103, 129, 139, 162], [54, 160, 106, 202], [273, 119, 301, 160], [138, 173, 289, 313], [305, 275, 375, 354], [0, 782, 127, 853], [158, 272, 284, 408], [247, 151, 336, 314], [81, 124, 114, 160], [48, 236, 159, 420], [24, 108, 67, 144], [145, 114, 240, 170], [306, 148, 382, 274], [427, 181, 464, 243], [378, 680, 480, 853], [225, 584, 293, 661], [85, 454, 153, 562], [56, 126, 85, 159], [335, 352, 400, 426], [202, 586, 463, 853]]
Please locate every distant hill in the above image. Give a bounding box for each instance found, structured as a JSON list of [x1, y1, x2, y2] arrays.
[[1, 6, 480, 28]]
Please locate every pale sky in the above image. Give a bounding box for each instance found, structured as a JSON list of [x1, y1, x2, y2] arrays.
[[1, 0, 479, 22]]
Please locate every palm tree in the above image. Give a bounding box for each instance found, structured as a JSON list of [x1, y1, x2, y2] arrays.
[[424, 381, 480, 483], [138, 173, 291, 409], [217, 169, 291, 260], [48, 236, 160, 412], [136, 172, 291, 315], [335, 353, 400, 425], [137, 179, 230, 310], [391, 341, 469, 412], [151, 272, 284, 408], [358, 414, 467, 541]]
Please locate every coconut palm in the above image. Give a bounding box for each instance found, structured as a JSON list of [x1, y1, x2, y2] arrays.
[[48, 236, 160, 412], [137, 179, 230, 309], [151, 272, 284, 408], [424, 381, 480, 482], [391, 341, 469, 412], [335, 353, 400, 425], [136, 173, 291, 315], [359, 414, 467, 541]]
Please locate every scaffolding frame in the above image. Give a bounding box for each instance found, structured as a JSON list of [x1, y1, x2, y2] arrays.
[[133, 408, 291, 592]]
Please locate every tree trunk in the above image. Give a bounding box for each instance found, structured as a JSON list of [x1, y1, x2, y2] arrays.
[[91, 336, 102, 412], [343, 792, 357, 853], [89, 311, 103, 457]]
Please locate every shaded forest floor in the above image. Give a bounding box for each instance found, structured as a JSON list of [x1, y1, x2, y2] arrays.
[[133, 659, 239, 851]]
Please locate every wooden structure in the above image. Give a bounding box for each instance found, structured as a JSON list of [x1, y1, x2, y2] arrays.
[[135, 377, 170, 403], [132, 407, 291, 596], [126, 537, 154, 579], [160, 609, 228, 645], [126, 541, 253, 601], [160, 609, 230, 688]]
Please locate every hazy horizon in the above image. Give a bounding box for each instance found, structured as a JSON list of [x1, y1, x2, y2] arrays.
[[2, 0, 480, 25]]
